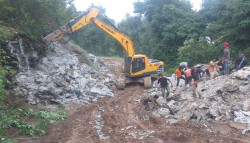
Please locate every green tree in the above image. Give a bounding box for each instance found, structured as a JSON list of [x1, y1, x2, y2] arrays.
[[0, 0, 76, 42], [200, 0, 250, 57], [178, 37, 222, 64], [132, 0, 205, 67]]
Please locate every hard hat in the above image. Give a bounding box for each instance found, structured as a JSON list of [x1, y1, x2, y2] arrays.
[[223, 42, 229, 46]]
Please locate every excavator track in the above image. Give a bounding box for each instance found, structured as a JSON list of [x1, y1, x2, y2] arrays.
[[116, 73, 126, 90], [143, 76, 152, 89]]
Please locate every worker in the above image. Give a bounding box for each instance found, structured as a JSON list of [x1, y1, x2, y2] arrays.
[[204, 66, 210, 81], [209, 57, 221, 79], [238, 54, 248, 69], [223, 42, 230, 75], [157, 74, 173, 100], [184, 66, 192, 86], [188, 63, 205, 99], [137, 95, 161, 119], [217, 59, 224, 75], [175, 66, 185, 87]]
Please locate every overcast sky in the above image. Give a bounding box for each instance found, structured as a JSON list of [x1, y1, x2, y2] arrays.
[[74, 0, 202, 23]]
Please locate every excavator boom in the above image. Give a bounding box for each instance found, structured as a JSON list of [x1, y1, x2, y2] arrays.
[[43, 8, 134, 56], [43, 8, 164, 89]]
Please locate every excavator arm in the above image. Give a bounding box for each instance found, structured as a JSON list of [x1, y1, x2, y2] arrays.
[[44, 8, 164, 89], [43, 8, 134, 56]]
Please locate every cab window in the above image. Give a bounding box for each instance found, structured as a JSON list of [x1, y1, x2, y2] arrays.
[[132, 57, 145, 73]]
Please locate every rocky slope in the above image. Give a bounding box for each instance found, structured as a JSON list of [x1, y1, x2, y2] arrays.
[[140, 67, 250, 134], [8, 40, 115, 108]]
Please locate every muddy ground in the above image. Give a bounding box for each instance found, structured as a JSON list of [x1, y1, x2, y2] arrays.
[[16, 59, 250, 143]]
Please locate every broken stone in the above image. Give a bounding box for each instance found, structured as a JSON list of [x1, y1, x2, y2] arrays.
[[128, 133, 137, 138], [234, 111, 250, 124], [151, 111, 161, 118], [215, 115, 224, 121], [233, 67, 250, 80], [10, 41, 115, 108], [165, 118, 178, 124], [229, 122, 248, 130], [139, 136, 144, 140], [126, 126, 133, 130], [222, 84, 239, 93]]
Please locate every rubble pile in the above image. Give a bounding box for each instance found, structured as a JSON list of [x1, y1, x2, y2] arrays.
[[9, 41, 116, 107], [140, 66, 250, 132], [94, 107, 110, 140]]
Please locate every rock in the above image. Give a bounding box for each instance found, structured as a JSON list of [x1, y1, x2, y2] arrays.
[[233, 111, 250, 124], [222, 83, 239, 93], [166, 118, 178, 124], [10, 41, 115, 107], [229, 122, 248, 130], [158, 108, 170, 116], [90, 86, 114, 97], [128, 133, 137, 138], [242, 128, 250, 134], [180, 62, 188, 67], [215, 115, 224, 121], [233, 67, 250, 80], [126, 126, 133, 130], [178, 102, 197, 121], [139, 136, 144, 140], [209, 107, 220, 117], [167, 100, 181, 113], [151, 111, 161, 118]]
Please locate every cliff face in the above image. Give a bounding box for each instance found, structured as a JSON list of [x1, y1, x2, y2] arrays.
[[8, 40, 115, 107]]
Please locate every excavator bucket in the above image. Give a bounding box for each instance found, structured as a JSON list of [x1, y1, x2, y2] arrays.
[[43, 24, 68, 42]]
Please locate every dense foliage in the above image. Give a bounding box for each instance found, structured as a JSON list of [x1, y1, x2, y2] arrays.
[[117, 0, 250, 71], [119, 0, 205, 68], [201, 0, 250, 52], [0, 107, 66, 137], [0, 0, 76, 42], [178, 37, 222, 64], [0, 0, 73, 140]]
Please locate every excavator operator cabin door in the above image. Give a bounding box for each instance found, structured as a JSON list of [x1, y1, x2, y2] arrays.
[[132, 57, 146, 74]]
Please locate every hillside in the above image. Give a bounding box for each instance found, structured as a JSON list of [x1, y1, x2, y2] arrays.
[[4, 41, 250, 143]]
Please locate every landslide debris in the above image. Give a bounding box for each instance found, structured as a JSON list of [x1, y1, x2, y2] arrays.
[[8, 40, 115, 107], [139, 66, 250, 134]]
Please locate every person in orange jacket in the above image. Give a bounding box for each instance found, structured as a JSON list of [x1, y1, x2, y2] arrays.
[[175, 66, 185, 87]]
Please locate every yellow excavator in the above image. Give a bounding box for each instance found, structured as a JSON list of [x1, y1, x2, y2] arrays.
[[43, 8, 164, 89]]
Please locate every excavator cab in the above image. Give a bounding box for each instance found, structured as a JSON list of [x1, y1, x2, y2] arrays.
[[43, 8, 164, 90], [132, 57, 145, 74]]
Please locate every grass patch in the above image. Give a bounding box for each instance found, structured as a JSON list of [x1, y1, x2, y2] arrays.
[[0, 24, 15, 41], [0, 106, 67, 138]]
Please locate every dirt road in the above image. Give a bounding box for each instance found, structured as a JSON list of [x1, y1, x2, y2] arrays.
[[20, 59, 249, 143]]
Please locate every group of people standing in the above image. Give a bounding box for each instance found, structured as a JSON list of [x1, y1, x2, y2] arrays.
[[158, 62, 205, 100], [138, 42, 247, 119], [207, 42, 247, 79], [157, 42, 247, 100]]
